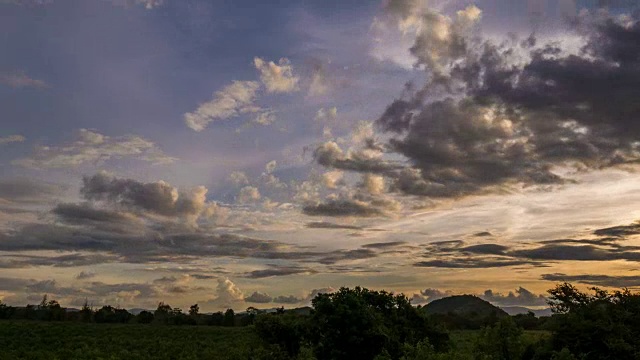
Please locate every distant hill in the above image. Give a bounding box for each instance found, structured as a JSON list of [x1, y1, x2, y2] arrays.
[[501, 306, 552, 317], [423, 295, 509, 317], [127, 308, 150, 315]]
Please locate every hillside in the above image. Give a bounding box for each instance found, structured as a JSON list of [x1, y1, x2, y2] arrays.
[[424, 295, 509, 317]]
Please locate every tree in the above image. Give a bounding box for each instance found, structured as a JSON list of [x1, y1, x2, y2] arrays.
[[474, 317, 524, 360], [154, 302, 172, 324], [136, 310, 154, 324], [0, 300, 14, 320], [80, 299, 93, 323], [223, 308, 235, 327], [189, 304, 199, 317], [545, 284, 640, 359], [254, 312, 307, 358], [309, 287, 449, 360]]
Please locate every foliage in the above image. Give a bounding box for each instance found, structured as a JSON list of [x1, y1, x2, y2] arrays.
[[254, 312, 309, 357], [474, 317, 524, 360], [309, 287, 450, 360], [544, 283, 640, 359]]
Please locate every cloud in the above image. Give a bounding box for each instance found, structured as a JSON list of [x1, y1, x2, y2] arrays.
[[306, 287, 336, 301], [244, 291, 273, 303], [306, 222, 363, 230], [14, 129, 175, 169], [362, 241, 407, 249], [244, 266, 317, 279], [321, 170, 344, 189], [303, 198, 384, 217], [273, 295, 303, 304], [253, 57, 299, 93], [541, 273, 640, 288], [307, 63, 329, 97], [184, 81, 261, 131], [0, 178, 65, 203], [415, 218, 640, 269], [211, 278, 245, 308], [237, 186, 261, 204], [228, 171, 250, 186], [75, 271, 97, 280], [80, 172, 219, 222], [593, 222, 640, 238], [361, 174, 386, 195], [411, 288, 454, 304], [326, 10, 640, 203], [481, 287, 548, 307], [0, 72, 47, 88], [0, 135, 25, 145], [313, 141, 400, 174]]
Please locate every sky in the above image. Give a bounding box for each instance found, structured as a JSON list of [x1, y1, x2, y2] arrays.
[[2, 0, 640, 312]]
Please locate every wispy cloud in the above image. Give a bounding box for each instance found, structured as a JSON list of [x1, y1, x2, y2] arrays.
[[254, 57, 299, 94], [0, 135, 26, 145], [14, 129, 176, 169], [184, 81, 261, 132], [0, 72, 47, 89]]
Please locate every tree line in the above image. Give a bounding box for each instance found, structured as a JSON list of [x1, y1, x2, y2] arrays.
[[0, 295, 258, 326], [2, 283, 640, 359]]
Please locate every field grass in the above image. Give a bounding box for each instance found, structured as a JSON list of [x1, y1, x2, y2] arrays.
[[0, 321, 552, 360], [0, 321, 259, 360]]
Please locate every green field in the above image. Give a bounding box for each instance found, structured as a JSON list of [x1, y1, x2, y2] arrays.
[[0, 321, 259, 360], [0, 320, 552, 360]]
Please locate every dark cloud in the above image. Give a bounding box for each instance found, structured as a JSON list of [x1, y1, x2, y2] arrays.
[[0, 178, 65, 203], [415, 258, 540, 269], [460, 244, 509, 255], [273, 295, 303, 304], [317, 248, 378, 265], [80, 172, 215, 220], [593, 222, 640, 238], [244, 291, 273, 303], [415, 219, 640, 269], [481, 287, 548, 307], [313, 13, 640, 201], [244, 266, 317, 279], [75, 271, 96, 280], [313, 141, 401, 174], [303, 199, 384, 217], [305, 222, 363, 230], [52, 203, 142, 232], [362, 241, 408, 249], [541, 273, 640, 288], [474, 232, 493, 237]]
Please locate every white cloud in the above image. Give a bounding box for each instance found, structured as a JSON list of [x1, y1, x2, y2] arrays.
[[308, 66, 329, 97], [213, 278, 245, 308], [322, 170, 344, 189], [237, 186, 261, 204], [370, 1, 482, 71], [0, 135, 25, 145], [253, 109, 277, 126], [0, 72, 47, 89], [228, 171, 250, 186], [362, 174, 386, 195], [265, 160, 277, 174], [254, 57, 299, 93], [184, 81, 261, 132], [13, 129, 176, 169]]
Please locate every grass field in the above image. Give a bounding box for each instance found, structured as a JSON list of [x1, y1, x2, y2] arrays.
[[0, 321, 259, 360], [0, 321, 552, 360]]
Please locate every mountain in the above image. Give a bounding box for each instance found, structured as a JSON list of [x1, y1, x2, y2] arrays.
[[423, 295, 509, 317], [501, 306, 552, 317], [127, 308, 150, 315]]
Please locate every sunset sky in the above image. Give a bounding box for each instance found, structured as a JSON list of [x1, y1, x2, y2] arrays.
[[2, 0, 640, 312]]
